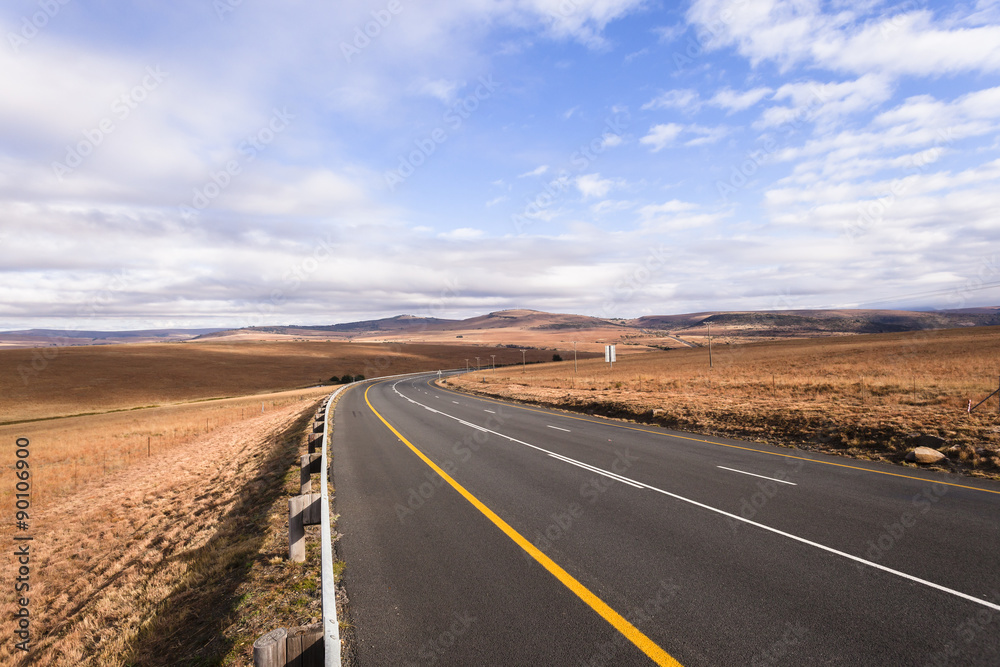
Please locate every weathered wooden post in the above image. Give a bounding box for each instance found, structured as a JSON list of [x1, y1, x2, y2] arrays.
[[289, 493, 322, 562], [307, 433, 321, 454], [300, 454, 321, 495], [286, 623, 324, 667], [253, 627, 287, 667]]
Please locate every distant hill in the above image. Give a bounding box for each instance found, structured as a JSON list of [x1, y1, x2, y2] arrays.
[[0, 327, 228, 347], [4, 307, 999, 349], [630, 309, 1000, 337]]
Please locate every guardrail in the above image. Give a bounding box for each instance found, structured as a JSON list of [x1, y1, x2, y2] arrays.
[[255, 370, 458, 667]]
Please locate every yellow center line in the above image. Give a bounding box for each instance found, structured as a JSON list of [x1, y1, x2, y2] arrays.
[[430, 379, 1000, 497], [364, 383, 682, 667]]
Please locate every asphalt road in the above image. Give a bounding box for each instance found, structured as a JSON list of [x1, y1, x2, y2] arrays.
[[332, 373, 1000, 666]]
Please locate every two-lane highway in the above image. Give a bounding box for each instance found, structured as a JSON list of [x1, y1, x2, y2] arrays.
[[333, 374, 1000, 665]]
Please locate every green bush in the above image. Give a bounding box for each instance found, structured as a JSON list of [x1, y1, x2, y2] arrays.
[[340, 374, 354, 383]]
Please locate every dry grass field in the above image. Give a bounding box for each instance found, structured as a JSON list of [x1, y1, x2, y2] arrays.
[[0, 339, 557, 423], [0, 387, 329, 519], [0, 393, 329, 666], [447, 326, 1000, 476]]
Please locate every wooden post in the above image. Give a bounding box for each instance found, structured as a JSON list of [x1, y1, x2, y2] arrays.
[[289, 493, 322, 561], [308, 433, 321, 454], [301, 455, 312, 495], [289, 496, 306, 562], [286, 623, 324, 667], [253, 627, 287, 667]]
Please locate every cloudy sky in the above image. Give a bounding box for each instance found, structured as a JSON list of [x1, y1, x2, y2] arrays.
[[2, 0, 1000, 331]]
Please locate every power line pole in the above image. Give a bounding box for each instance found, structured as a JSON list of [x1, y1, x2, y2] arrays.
[[573, 341, 578, 374], [708, 322, 713, 369], [520, 349, 526, 372]]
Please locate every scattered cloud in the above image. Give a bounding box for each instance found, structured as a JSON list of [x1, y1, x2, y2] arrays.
[[639, 123, 684, 151]]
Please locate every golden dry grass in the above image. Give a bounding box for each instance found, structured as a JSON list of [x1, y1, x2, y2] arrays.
[[449, 326, 1000, 474], [0, 387, 330, 519], [0, 393, 325, 666]]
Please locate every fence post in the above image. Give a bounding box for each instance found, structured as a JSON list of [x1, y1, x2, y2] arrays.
[[289, 496, 306, 562], [308, 433, 321, 454], [253, 627, 287, 667], [287, 623, 324, 667], [289, 493, 322, 562], [301, 455, 312, 495]]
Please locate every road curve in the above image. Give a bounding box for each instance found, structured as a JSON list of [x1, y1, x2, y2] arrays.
[[332, 373, 1000, 666]]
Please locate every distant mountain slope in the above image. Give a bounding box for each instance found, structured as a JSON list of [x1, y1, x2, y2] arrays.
[[631, 309, 1000, 336], [5, 307, 999, 349]]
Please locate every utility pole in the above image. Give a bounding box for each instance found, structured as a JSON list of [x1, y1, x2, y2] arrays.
[[465, 359, 469, 371], [708, 322, 713, 369], [573, 341, 578, 374], [490, 354, 496, 371], [475, 356, 480, 371], [520, 349, 526, 372]]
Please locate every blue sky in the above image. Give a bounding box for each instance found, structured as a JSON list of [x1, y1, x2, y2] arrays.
[[2, 0, 1000, 330]]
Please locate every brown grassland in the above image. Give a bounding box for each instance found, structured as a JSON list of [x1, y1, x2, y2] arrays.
[[447, 326, 1000, 477], [1, 339, 557, 423], [0, 390, 332, 665]]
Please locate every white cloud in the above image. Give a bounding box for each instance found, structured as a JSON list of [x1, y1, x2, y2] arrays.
[[686, 1, 1000, 77], [575, 173, 621, 198], [518, 165, 550, 178], [438, 227, 487, 240], [709, 86, 773, 112], [684, 124, 729, 146], [755, 73, 894, 130], [410, 78, 462, 104], [639, 123, 683, 151], [642, 89, 700, 112]]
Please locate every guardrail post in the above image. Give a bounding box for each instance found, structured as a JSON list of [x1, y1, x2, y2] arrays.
[[287, 623, 324, 667], [253, 627, 287, 667], [307, 433, 321, 454], [300, 454, 321, 494], [289, 493, 322, 562]]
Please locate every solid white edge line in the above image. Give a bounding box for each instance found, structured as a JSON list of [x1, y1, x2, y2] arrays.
[[389, 376, 1000, 615], [717, 465, 797, 486]]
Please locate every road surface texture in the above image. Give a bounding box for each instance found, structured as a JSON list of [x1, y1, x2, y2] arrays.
[[333, 374, 1000, 666]]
